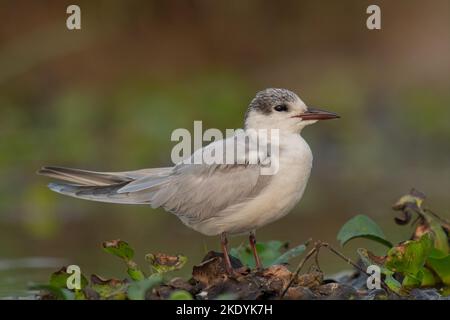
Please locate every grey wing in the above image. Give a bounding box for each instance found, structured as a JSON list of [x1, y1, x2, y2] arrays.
[[40, 133, 272, 218], [125, 134, 271, 222], [39, 162, 270, 212], [147, 163, 271, 223], [124, 133, 273, 222]]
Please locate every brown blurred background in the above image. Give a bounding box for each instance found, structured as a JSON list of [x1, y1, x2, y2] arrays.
[[0, 0, 449, 297]]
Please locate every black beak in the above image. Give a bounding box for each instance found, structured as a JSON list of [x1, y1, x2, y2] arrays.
[[293, 107, 340, 121]]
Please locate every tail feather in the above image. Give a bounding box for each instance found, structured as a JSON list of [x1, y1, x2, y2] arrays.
[[37, 166, 130, 186], [39, 166, 172, 205], [48, 182, 152, 204]]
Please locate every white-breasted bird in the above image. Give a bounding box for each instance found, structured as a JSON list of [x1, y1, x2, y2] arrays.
[[38, 88, 339, 273]]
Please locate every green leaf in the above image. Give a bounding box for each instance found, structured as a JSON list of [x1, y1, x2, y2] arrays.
[[127, 273, 162, 300], [402, 274, 422, 288], [169, 290, 193, 300], [231, 240, 290, 268], [102, 239, 134, 261], [440, 287, 450, 296], [393, 189, 448, 254], [74, 290, 87, 300], [272, 243, 307, 265], [126, 261, 146, 281], [145, 253, 187, 273], [102, 240, 145, 280], [385, 233, 433, 287], [423, 214, 449, 254], [337, 215, 392, 248], [357, 248, 404, 295], [90, 275, 128, 300], [230, 240, 308, 268], [30, 284, 75, 300], [427, 248, 450, 285], [420, 267, 439, 287], [214, 293, 238, 300]]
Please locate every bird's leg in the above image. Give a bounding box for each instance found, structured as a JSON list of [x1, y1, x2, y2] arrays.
[[220, 232, 234, 274], [249, 231, 262, 270]]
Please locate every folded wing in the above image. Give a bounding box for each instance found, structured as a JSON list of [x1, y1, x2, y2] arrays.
[[38, 133, 273, 221]]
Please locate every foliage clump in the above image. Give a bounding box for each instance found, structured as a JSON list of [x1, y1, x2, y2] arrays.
[[35, 190, 450, 300], [338, 189, 450, 296]]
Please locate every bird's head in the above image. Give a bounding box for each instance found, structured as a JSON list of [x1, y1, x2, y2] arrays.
[[244, 88, 339, 134]]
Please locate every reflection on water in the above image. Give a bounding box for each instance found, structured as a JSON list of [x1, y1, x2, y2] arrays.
[[0, 258, 66, 299], [0, 257, 66, 271]]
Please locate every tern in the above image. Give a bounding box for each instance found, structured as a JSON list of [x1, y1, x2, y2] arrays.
[[38, 88, 339, 274]]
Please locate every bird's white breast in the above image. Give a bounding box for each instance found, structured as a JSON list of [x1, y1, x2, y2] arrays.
[[195, 133, 313, 235]]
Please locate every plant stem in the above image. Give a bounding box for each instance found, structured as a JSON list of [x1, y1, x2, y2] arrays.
[[281, 240, 394, 298], [280, 243, 319, 298]]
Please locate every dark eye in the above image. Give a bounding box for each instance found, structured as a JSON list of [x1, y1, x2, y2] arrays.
[[274, 104, 288, 112]]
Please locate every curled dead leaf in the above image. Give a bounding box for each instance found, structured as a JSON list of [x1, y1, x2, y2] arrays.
[[146, 253, 188, 273], [392, 189, 426, 225]]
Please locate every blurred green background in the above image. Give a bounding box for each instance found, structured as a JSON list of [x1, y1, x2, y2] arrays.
[[0, 0, 449, 297]]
